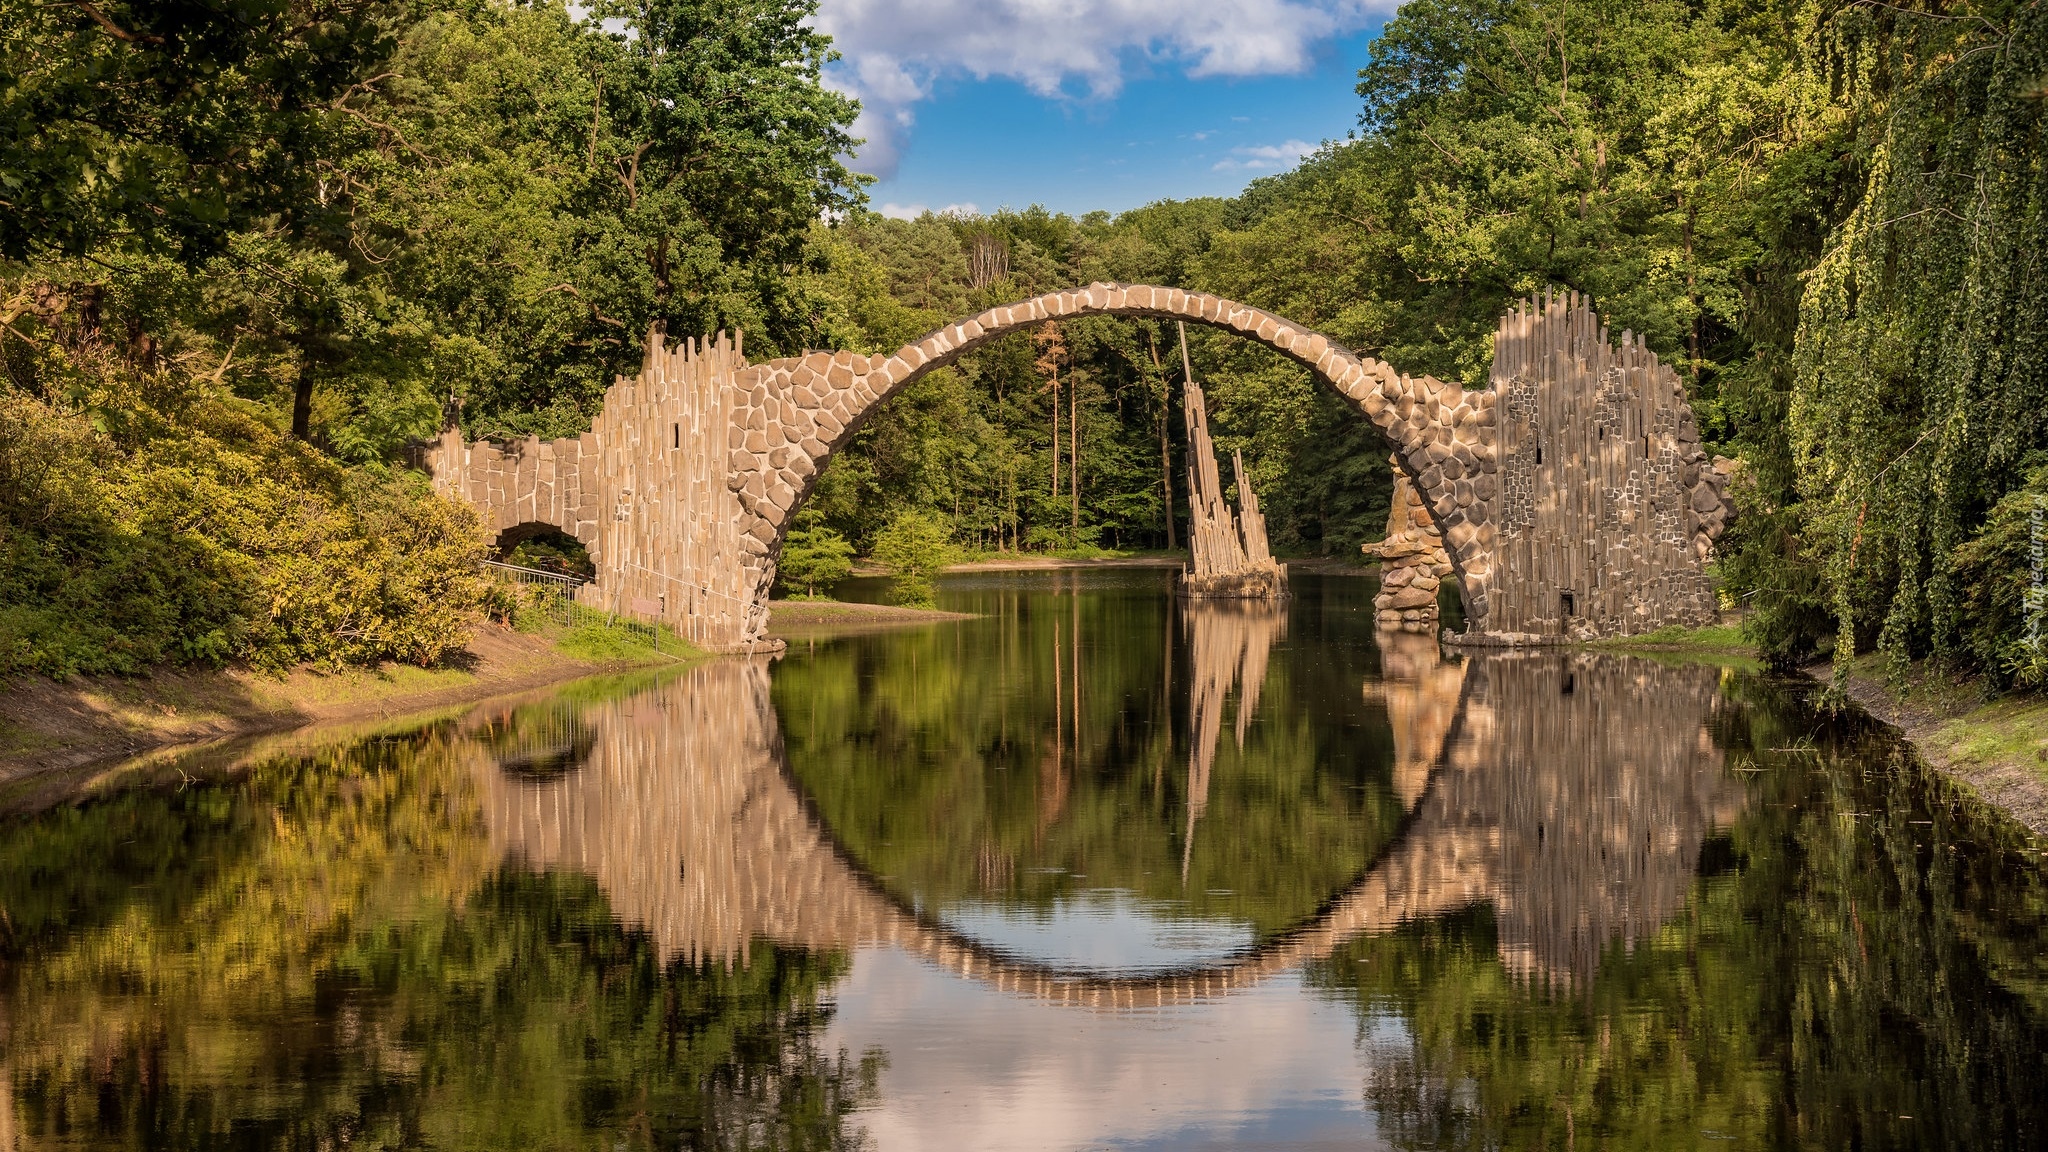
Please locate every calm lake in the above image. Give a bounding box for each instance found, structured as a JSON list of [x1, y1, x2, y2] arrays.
[[4, 570, 2047, 1150]]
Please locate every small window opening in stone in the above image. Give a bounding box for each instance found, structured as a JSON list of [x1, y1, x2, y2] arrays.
[[673, 423, 680, 449], [1535, 442, 1544, 465], [1562, 672, 1576, 696], [1561, 590, 1577, 617]]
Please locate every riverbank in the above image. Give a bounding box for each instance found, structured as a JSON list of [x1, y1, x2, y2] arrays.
[[1816, 655, 2048, 836], [1585, 623, 2048, 835], [0, 621, 690, 790]]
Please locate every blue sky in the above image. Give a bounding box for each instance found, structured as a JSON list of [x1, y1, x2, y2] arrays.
[[810, 1, 1397, 218]]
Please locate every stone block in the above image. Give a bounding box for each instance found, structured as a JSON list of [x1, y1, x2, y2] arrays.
[[745, 430, 768, 452], [1388, 584, 1438, 609]]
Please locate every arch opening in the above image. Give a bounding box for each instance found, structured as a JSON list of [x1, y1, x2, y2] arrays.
[[723, 284, 1502, 643], [494, 523, 595, 581]]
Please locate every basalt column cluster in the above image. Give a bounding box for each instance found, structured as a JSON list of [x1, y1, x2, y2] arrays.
[[1471, 292, 1733, 641], [1180, 374, 1288, 599]]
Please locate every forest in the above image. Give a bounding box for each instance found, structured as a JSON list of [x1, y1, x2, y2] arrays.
[[1, 0, 2044, 680]]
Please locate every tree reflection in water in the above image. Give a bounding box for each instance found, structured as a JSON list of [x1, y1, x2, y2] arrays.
[[0, 675, 879, 1151]]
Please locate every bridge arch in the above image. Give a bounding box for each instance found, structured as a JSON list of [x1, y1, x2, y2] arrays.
[[428, 282, 1729, 649], [726, 283, 1501, 628]]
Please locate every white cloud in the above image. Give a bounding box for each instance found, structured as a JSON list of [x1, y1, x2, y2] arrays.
[[825, 947, 1396, 1152], [1211, 138, 1320, 172], [877, 201, 982, 219], [814, 1, 1389, 177]]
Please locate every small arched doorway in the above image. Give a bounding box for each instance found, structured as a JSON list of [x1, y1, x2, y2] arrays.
[[493, 523, 595, 581]]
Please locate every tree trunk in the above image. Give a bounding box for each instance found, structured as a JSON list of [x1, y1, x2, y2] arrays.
[[1050, 378, 1060, 501], [1149, 332, 1177, 550], [291, 361, 315, 441], [1070, 374, 1080, 544]]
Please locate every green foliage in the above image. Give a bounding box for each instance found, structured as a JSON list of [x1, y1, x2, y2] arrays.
[[554, 613, 693, 663], [870, 509, 955, 607], [1953, 463, 2048, 688], [779, 526, 856, 598], [1786, 0, 2048, 678], [0, 0, 401, 261], [0, 385, 488, 677], [504, 531, 594, 579]]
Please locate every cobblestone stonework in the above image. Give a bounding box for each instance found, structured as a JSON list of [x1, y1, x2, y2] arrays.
[[425, 283, 1730, 647], [1362, 459, 1452, 632]]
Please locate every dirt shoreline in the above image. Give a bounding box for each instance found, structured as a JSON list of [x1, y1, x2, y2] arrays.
[[0, 627, 687, 797], [1805, 661, 2048, 836], [0, 600, 972, 804]]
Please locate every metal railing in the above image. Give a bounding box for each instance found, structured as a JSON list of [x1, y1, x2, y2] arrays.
[[478, 560, 683, 656]]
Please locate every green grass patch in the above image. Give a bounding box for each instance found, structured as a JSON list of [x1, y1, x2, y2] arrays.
[[1928, 695, 2048, 779], [553, 620, 697, 665], [1585, 623, 1761, 670], [1591, 623, 1753, 653]]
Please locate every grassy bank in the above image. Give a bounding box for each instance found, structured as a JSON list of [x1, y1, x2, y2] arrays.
[[765, 598, 974, 641], [1587, 624, 1760, 665]]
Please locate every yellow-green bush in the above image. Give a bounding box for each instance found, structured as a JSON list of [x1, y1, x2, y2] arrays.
[[0, 391, 488, 678]]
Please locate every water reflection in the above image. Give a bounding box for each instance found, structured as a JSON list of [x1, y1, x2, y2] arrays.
[[1182, 600, 1287, 881], [5, 574, 2048, 1150], [470, 620, 1738, 1001], [1433, 649, 1744, 985]]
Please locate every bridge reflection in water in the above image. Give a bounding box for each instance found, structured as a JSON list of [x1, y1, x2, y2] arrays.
[[467, 635, 1743, 1001]]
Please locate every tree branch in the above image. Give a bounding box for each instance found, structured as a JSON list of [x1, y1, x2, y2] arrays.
[[65, 1, 164, 45], [543, 283, 628, 329]]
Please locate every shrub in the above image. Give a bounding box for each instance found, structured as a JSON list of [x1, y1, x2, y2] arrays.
[[0, 390, 488, 678], [870, 510, 955, 609], [1954, 463, 2048, 689], [778, 527, 855, 598]]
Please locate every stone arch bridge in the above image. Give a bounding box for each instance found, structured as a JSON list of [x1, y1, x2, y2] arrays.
[[462, 644, 1741, 1005], [426, 284, 1731, 649]]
